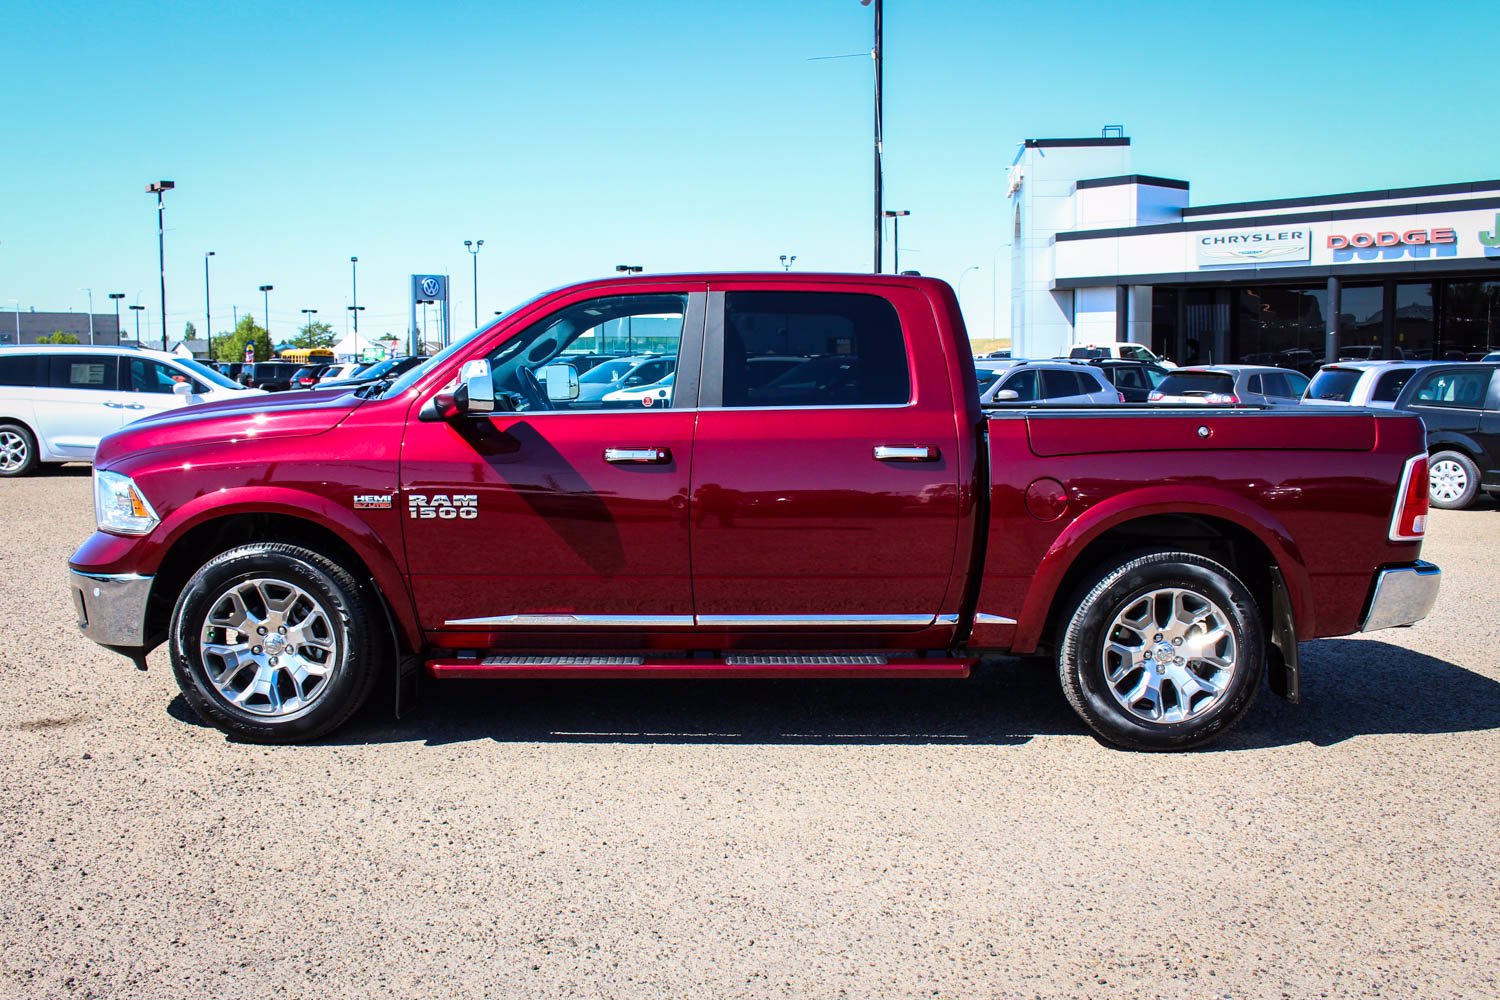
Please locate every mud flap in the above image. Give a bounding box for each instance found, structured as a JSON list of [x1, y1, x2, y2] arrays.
[[1267, 566, 1300, 703], [394, 653, 421, 719]]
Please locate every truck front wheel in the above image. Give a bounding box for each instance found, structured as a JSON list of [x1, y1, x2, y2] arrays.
[[168, 542, 383, 743], [1058, 551, 1264, 751]]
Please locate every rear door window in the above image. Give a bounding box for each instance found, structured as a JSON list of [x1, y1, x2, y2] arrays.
[[1041, 369, 1090, 399], [48, 355, 118, 390], [721, 291, 910, 407], [1411, 369, 1491, 409]]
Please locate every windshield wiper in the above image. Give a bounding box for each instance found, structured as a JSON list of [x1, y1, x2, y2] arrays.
[[354, 378, 394, 399]]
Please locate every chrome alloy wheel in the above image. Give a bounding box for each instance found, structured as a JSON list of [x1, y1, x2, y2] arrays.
[[199, 577, 339, 718], [0, 430, 28, 472], [1429, 459, 1469, 505], [1100, 588, 1238, 725]]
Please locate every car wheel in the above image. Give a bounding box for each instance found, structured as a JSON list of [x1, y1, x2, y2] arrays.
[[168, 543, 384, 743], [1058, 551, 1264, 751], [1428, 450, 1480, 510], [0, 423, 38, 477]]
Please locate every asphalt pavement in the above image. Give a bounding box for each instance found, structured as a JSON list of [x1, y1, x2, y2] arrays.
[[2, 467, 1496, 999]]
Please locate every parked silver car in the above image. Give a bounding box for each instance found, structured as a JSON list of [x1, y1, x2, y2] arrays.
[[1148, 365, 1310, 405], [1302, 361, 1441, 408], [978, 360, 1122, 405]]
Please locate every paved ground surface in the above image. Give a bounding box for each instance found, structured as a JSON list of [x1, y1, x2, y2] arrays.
[[2, 467, 1497, 999]]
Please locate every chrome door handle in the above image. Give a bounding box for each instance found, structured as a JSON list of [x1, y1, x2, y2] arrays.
[[604, 447, 672, 464], [873, 444, 939, 462]]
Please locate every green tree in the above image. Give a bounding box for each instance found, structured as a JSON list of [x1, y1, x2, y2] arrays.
[[291, 319, 337, 350], [37, 331, 80, 344], [183, 321, 198, 342], [212, 315, 272, 362]]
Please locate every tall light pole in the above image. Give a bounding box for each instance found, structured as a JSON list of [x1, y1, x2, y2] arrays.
[[203, 251, 215, 360], [349, 256, 360, 356], [108, 292, 124, 345], [259, 285, 274, 339], [860, 0, 883, 273], [464, 240, 484, 328], [956, 265, 979, 304], [301, 308, 317, 336], [779, 254, 797, 271], [130, 304, 145, 344], [7, 299, 18, 345], [80, 288, 95, 344], [146, 181, 174, 351], [882, 209, 909, 273]]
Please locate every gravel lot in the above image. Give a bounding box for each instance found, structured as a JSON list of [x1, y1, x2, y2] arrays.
[[2, 467, 1497, 999]]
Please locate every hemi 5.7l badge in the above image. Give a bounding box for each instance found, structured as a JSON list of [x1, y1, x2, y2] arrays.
[[353, 494, 393, 509], [407, 494, 479, 519]]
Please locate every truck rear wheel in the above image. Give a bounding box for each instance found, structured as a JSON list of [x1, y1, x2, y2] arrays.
[[168, 542, 383, 743], [1058, 551, 1263, 751]]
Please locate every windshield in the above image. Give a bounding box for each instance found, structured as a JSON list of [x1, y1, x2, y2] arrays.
[[579, 360, 633, 384], [1305, 368, 1362, 402], [174, 357, 243, 390]]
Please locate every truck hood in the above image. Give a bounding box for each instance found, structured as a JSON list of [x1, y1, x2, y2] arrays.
[[95, 389, 363, 469]]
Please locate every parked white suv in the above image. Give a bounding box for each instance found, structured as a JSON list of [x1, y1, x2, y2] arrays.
[[1302, 361, 1440, 408], [0, 345, 265, 476]]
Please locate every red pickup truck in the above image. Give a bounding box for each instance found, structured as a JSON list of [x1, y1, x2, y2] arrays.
[[69, 273, 1440, 750]]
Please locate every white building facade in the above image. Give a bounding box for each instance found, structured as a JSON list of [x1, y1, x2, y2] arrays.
[[1009, 134, 1500, 367]]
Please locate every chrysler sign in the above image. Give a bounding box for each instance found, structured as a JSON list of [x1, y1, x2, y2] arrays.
[[1196, 227, 1311, 266]]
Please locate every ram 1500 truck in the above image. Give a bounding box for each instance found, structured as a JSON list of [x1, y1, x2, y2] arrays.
[[69, 273, 1441, 750]]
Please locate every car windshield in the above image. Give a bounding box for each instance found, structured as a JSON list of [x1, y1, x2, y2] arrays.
[[1305, 368, 1362, 402], [173, 357, 243, 390], [579, 360, 634, 384], [1158, 371, 1235, 395]]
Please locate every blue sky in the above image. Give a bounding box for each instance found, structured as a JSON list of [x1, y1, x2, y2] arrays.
[[3, 1, 1498, 346]]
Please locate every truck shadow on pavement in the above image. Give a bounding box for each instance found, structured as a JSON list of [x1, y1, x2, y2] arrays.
[[260, 639, 1500, 751]]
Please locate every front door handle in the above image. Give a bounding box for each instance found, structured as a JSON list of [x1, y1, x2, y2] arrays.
[[873, 444, 940, 462], [604, 447, 672, 464], [103, 402, 122, 408]]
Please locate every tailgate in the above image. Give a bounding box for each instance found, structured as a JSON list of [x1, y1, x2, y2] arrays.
[[1025, 409, 1376, 457]]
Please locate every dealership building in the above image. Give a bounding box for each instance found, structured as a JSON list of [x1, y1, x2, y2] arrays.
[[1008, 134, 1500, 367]]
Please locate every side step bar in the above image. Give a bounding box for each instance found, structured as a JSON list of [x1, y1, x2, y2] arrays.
[[426, 655, 975, 680]]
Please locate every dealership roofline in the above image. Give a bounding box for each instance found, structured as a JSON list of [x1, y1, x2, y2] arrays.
[[1183, 178, 1500, 217], [1023, 137, 1131, 148], [1055, 195, 1500, 242], [1075, 174, 1189, 191], [1053, 256, 1500, 289]]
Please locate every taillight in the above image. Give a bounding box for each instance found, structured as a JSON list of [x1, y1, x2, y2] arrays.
[[1117, 392, 1127, 403], [1148, 391, 1163, 401], [1204, 393, 1240, 405], [1389, 453, 1429, 541]]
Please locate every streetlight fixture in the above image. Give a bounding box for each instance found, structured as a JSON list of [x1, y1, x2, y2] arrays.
[[203, 251, 215, 360], [881, 210, 910, 274], [464, 240, 484, 329], [258, 285, 274, 338], [779, 254, 797, 271], [146, 180, 174, 351], [301, 308, 318, 335], [129, 304, 145, 344], [615, 264, 643, 275], [108, 293, 125, 345], [349, 256, 360, 355]]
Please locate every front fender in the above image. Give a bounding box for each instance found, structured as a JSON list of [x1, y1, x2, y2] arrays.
[[1010, 484, 1313, 652]]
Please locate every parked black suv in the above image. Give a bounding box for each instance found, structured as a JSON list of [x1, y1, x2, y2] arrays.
[[1071, 358, 1170, 402], [240, 362, 304, 391], [1391, 362, 1500, 509]]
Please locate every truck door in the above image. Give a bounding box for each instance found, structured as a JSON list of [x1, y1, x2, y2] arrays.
[[400, 283, 706, 644], [687, 283, 963, 639]]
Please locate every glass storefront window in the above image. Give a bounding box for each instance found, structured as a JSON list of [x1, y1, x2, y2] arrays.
[[1235, 286, 1328, 373], [1392, 283, 1435, 361], [1336, 285, 1383, 357], [1440, 281, 1500, 360]]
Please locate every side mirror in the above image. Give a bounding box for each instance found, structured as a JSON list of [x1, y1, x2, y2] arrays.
[[456, 359, 495, 414], [543, 363, 580, 402], [994, 389, 1020, 402], [172, 381, 197, 403]]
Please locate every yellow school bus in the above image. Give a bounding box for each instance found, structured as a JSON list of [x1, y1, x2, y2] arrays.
[[279, 348, 336, 365]]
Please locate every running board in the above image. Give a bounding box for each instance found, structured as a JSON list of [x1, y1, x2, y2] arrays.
[[426, 655, 974, 680]]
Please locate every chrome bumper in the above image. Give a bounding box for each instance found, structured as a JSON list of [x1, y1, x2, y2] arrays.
[[1360, 561, 1441, 632], [69, 570, 153, 648]]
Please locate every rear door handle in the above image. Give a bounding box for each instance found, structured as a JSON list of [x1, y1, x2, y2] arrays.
[[604, 447, 672, 464], [873, 444, 939, 462], [103, 402, 123, 408]]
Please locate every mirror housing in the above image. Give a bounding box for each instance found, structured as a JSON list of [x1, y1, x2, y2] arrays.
[[429, 359, 495, 419], [993, 389, 1021, 402], [542, 363, 580, 402]]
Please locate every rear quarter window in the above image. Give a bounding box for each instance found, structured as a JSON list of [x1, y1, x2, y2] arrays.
[[0, 354, 43, 387], [1411, 369, 1492, 409], [1371, 368, 1415, 403]]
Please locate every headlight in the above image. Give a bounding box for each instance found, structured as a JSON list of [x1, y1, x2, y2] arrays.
[[94, 470, 160, 535]]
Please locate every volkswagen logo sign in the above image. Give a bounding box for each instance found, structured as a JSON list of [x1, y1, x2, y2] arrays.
[[419, 277, 442, 298]]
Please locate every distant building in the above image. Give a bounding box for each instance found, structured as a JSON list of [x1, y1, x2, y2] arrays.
[[0, 311, 124, 347]]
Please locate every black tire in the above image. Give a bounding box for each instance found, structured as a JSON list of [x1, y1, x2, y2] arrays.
[[168, 542, 385, 743], [0, 422, 39, 477], [1058, 551, 1264, 751], [1427, 450, 1480, 510]]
